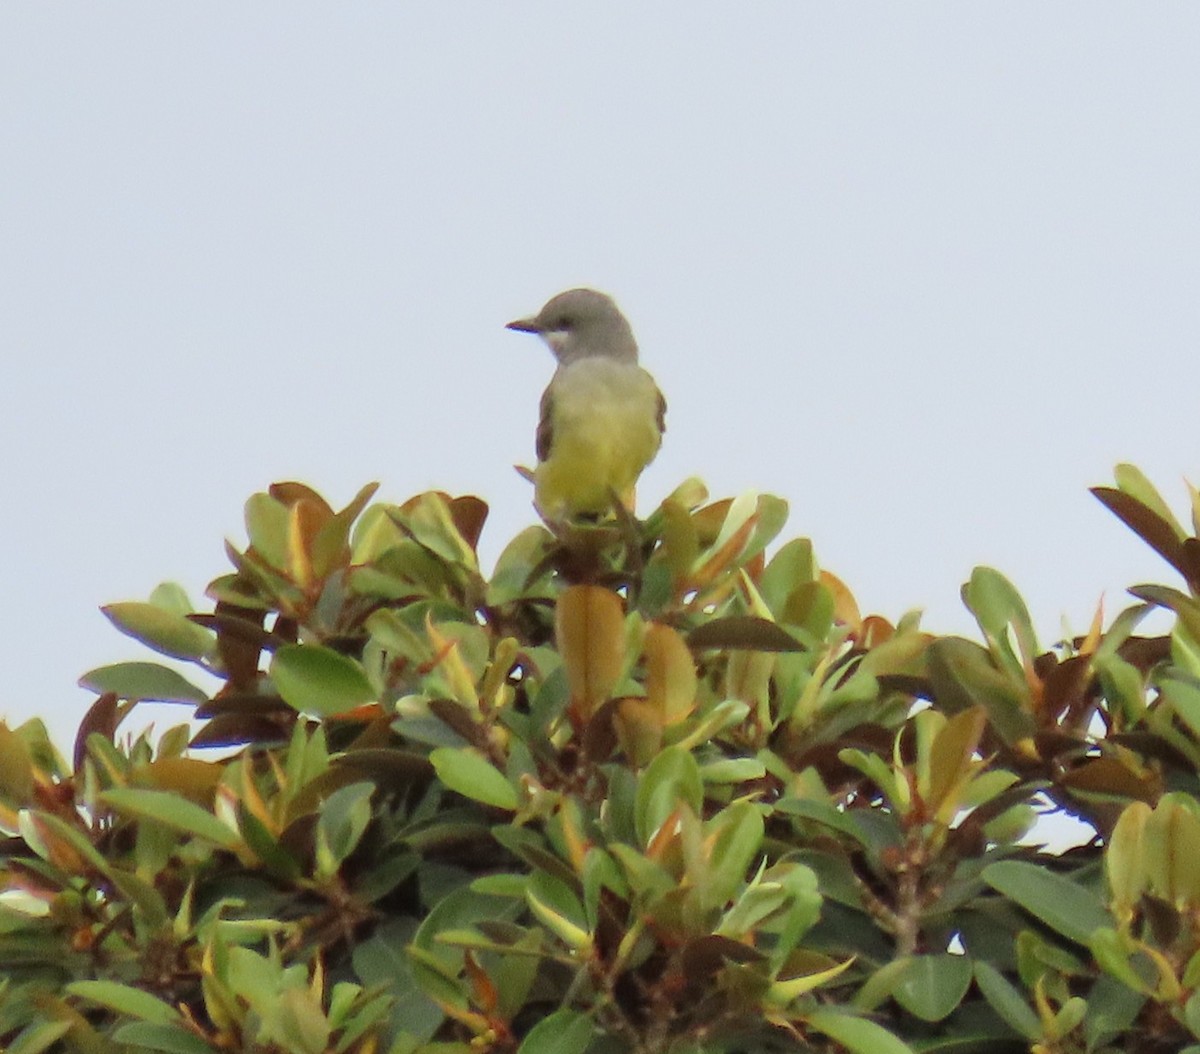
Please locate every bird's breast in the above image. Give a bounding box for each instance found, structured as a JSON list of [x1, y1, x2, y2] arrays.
[[549, 359, 662, 458]]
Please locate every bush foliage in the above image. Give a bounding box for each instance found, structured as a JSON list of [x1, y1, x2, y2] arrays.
[[4, 467, 1200, 1053]]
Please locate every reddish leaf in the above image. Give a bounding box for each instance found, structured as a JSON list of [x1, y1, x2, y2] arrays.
[[1092, 487, 1194, 587]]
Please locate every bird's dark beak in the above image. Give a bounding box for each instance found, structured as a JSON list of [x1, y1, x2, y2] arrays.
[[505, 317, 541, 333]]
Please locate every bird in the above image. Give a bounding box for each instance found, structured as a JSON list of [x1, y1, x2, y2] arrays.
[[506, 289, 666, 521]]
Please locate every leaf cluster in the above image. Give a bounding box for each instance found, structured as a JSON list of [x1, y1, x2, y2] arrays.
[[4, 467, 1200, 1053]]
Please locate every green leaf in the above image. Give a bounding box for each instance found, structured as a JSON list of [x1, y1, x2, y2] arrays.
[[807, 1008, 914, 1054], [352, 919, 444, 1043], [926, 638, 1035, 744], [1088, 928, 1151, 993], [1143, 793, 1200, 907], [67, 980, 179, 1024], [971, 961, 1040, 1040], [635, 745, 703, 846], [1129, 585, 1200, 647], [516, 1008, 594, 1054], [889, 954, 972, 1022], [430, 747, 518, 810], [316, 781, 375, 874], [393, 491, 478, 569], [699, 757, 766, 783], [759, 538, 817, 619], [770, 864, 823, 968], [112, 1022, 220, 1054], [982, 860, 1112, 944], [773, 796, 874, 846], [245, 491, 291, 570], [8, 1020, 73, 1054], [78, 661, 208, 704], [1106, 802, 1152, 915], [102, 602, 214, 662], [962, 566, 1038, 676], [767, 956, 855, 1005], [1159, 671, 1200, 747], [525, 872, 591, 953], [261, 986, 331, 1054], [100, 787, 241, 851], [481, 525, 550, 600], [270, 643, 375, 717], [705, 803, 765, 906]]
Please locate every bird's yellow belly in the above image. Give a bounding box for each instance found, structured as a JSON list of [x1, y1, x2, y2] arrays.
[[536, 360, 662, 517]]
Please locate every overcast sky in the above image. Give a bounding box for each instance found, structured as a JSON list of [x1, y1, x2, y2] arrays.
[[3, 6, 1199, 751]]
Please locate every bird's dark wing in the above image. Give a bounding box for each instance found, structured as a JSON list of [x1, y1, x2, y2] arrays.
[[656, 387, 667, 436], [536, 384, 555, 463]]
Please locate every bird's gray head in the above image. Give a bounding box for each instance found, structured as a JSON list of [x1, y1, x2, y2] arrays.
[[506, 288, 639, 366]]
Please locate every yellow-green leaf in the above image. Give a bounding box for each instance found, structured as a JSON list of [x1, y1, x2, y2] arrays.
[[100, 788, 240, 851], [102, 602, 214, 662], [67, 980, 180, 1025], [78, 662, 208, 704], [270, 644, 375, 717], [430, 747, 517, 811]]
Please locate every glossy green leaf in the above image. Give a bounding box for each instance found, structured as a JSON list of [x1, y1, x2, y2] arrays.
[[7, 1020, 73, 1054], [705, 802, 765, 905], [270, 643, 375, 717], [635, 745, 703, 846], [67, 980, 179, 1024], [767, 956, 854, 1003], [516, 1008, 594, 1054], [889, 954, 972, 1022], [78, 661, 208, 704], [394, 491, 478, 569], [807, 1008, 914, 1054], [316, 781, 374, 874], [244, 491, 291, 570], [1143, 793, 1200, 907], [962, 566, 1037, 676], [110, 1023, 216, 1054], [982, 860, 1112, 944], [485, 526, 555, 605], [1083, 975, 1147, 1050], [770, 864, 823, 968], [352, 920, 443, 1042], [430, 746, 518, 810], [758, 538, 817, 619], [926, 638, 1035, 744], [699, 757, 766, 783], [1088, 928, 1151, 993], [1129, 585, 1200, 647], [100, 787, 240, 851], [1159, 670, 1200, 745], [102, 601, 214, 662], [972, 961, 1040, 1040], [526, 872, 591, 953], [718, 869, 791, 937], [773, 796, 873, 846], [311, 481, 378, 577]]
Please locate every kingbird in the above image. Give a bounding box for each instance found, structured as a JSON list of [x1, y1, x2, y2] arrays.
[[507, 289, 665, 520]]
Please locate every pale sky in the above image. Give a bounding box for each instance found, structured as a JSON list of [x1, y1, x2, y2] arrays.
[[3, 6, 1199, 750]]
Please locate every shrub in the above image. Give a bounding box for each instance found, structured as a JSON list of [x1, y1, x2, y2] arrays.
[[3, 466, 1200, 1053]]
